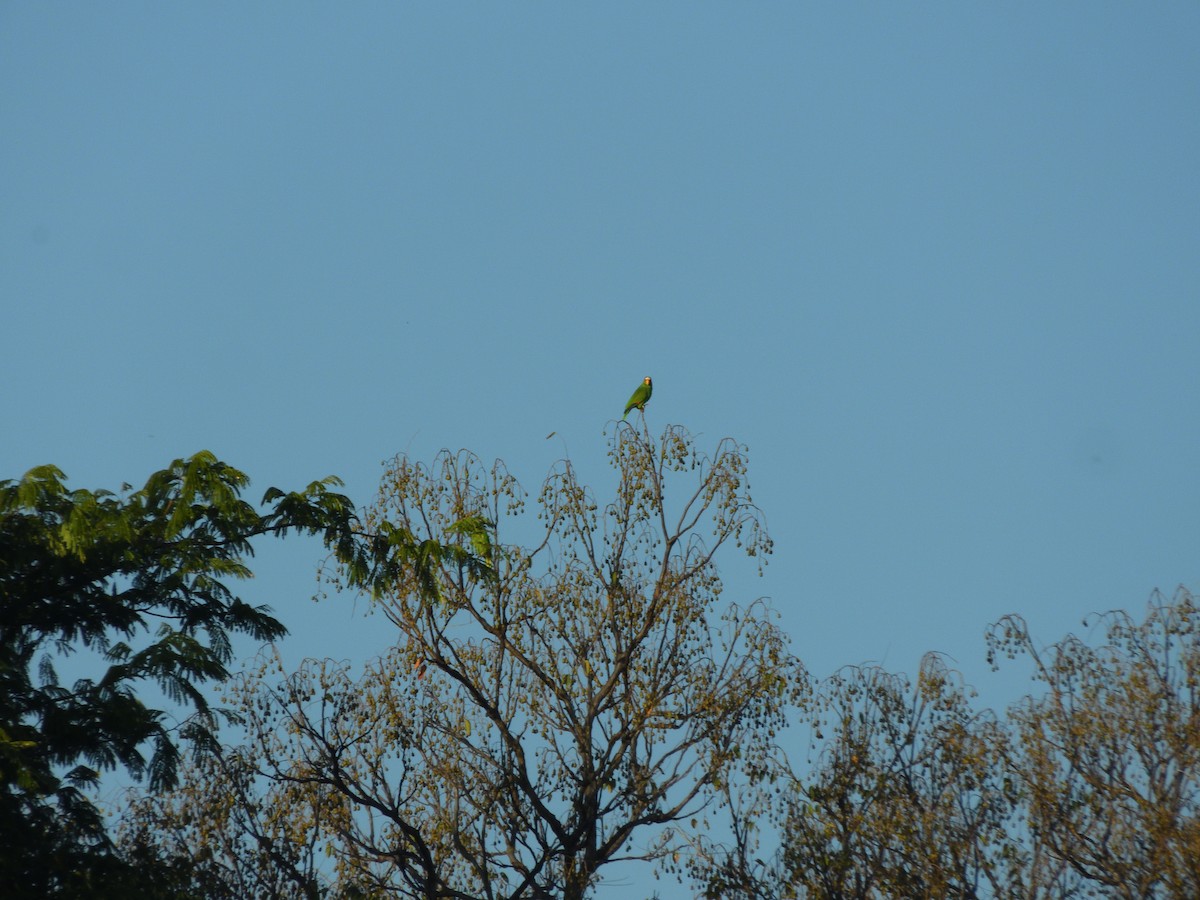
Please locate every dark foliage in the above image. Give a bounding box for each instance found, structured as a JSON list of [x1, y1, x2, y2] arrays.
[[0, 451, 358, 895]]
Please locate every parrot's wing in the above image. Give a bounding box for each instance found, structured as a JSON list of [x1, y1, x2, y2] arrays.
[[623, 384, 649, 417]]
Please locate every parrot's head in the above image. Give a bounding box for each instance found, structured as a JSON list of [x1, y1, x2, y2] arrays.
[[644, 376, 652, 386]]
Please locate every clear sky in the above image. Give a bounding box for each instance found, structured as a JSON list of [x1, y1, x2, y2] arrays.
[[3, 3, 1198, 894]]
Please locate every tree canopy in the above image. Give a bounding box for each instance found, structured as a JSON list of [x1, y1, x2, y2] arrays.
[[0, 452, 362, 897], [6, 436, 1200, 900], [690, 590, 1200, 900], [120, 425, 804, 899]]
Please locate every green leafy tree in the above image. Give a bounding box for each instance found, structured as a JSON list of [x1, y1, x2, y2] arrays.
[[122, 425, 805, 899], [0, 451, 362, 898]]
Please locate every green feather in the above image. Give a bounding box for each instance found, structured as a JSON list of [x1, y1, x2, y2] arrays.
[[622, 376, 653, 419]]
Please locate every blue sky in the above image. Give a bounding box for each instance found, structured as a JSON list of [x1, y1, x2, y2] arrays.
[[3, 3, 1199, 893]]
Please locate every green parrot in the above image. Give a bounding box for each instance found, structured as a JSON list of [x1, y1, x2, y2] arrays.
[[623, 376, 653, 420]]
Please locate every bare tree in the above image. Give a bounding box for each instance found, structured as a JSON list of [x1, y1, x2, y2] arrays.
[[988, 588, 1200, 899], [125, 425, 804, 899], [120, 739, 336, 900], [689, 654, 1016, 900]]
